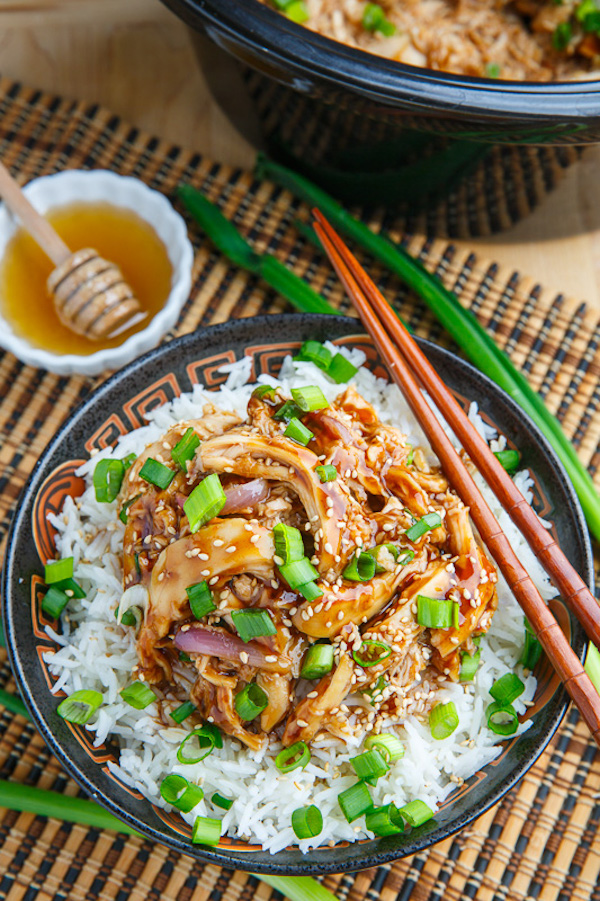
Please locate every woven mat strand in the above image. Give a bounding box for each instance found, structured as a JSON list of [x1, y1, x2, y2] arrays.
[[0, 77, 599, 901]]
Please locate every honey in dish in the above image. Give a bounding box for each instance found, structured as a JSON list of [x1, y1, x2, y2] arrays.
[[0, 202, 173, 355]]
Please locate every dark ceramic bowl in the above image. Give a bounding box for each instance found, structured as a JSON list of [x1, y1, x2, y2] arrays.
[[162, 0, 599, 223], [2, 314, 593, 875]]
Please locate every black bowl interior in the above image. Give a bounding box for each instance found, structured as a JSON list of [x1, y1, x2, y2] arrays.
[[2, 314, 592, 875]]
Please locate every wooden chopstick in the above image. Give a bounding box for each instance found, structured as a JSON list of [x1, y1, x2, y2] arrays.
[[312, 209, 600, 747]]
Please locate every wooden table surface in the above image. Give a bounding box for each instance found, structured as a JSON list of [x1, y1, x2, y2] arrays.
[[3, 0, 600, 310]]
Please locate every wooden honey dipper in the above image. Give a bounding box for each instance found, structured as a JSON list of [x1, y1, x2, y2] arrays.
[[0, 162, 145, 340]]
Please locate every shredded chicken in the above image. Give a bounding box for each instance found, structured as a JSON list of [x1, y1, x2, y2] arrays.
[[121, 384, 499, 750]]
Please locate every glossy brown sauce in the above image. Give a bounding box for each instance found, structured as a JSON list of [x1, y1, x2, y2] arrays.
[[0, 202, 172, 355]]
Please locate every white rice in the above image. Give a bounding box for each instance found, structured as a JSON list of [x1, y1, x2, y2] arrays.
[[44, 343, 554, 853]]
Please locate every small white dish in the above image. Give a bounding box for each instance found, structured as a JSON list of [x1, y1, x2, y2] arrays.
[[0, 169, 194, 376]]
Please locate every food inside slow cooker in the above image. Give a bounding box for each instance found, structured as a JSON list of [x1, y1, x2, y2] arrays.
[[261, 0, 600, 81]]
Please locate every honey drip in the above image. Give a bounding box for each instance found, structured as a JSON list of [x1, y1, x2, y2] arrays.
[[0, 202, 173, 356]]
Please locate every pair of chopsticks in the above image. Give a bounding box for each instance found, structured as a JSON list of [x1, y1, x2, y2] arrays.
[[312, 209, 600, 748]]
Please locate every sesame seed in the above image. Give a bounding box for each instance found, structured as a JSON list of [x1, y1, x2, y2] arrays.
[[201, 569, 211, 577], [265, 655, 277, 663], [209, 576, 219, 585], [240, 651, 249, 663], [225, 545, 237, 554], [213, 539, 224, 548]]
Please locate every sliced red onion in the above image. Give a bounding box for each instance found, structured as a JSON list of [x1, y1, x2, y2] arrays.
[[221, 478, 269, 514], [174, 625, 290, 672]]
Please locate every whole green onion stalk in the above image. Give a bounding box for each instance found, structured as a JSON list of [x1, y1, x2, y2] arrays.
[[177, 184, 337, 317], [254, 154, 600, 543]]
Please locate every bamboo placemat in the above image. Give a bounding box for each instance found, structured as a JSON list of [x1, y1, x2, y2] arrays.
[[0, 76, 599, 901]]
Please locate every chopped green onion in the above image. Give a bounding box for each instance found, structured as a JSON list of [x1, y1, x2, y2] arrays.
[[212, 792, 233, 810], [273, 523, 305, 563], [459, 648, 481, 681], [406, 512, 442, 541], [93, 458, 125, 503], [192, 815, 221, 846], [294, 340, 333, 371], [171, 428, 200, 471], [576, 0, 595, 20], [252, 384, 277, 399], [44, 557, 74, 584], [297, 580, 324, 600], [122, 453, 137, 469], [417, 595, 459, 629], [160, 774, 204, 812], [57, 689, 103, 725], [196, 721, 223, 749], [54, 577, 86, 599], [582, 9, 600, 31], [397, 799, 434, 828], [186, 581, 217, 619], [364, 732, 404, 763], [338, 782, 373, 822], [284, 0, 309, 23], [363, 674, 387, 702], [429, 701, 459, 739], [552, 20, 572, 50], [179, 651, 192, 663], [184, 473, 226, 532], [352, 639, 392, 668], [350, 748, 389, 785], [279, 557, 319, 589], [177, 726, 219, 764], [366, 803, 405, 836], [119, 682, 156, 710], [139, 458, 175, 490], [274, 400, 303, 422], [42, 586, 69, 618], [284, 417, 314, 446], [291, 805, 323, 839], [486, 62, 501, 79], [343, 551, 376, 582], [362, 2, 396, 36], [170, 701, 196, 724], [397, 548, 416, 566], [114, 606, 141, 627], [487, 701, 519, 736], [371, 543, 399, 573], [315, 464, 337, 482], [490, 673, 525, 705], [406, 445, 414, 465], [327, 353, 358, 384], [231, 608, 276, 643], [275, 741, 311, 773], [234, 682, 269, 720], [494, 448, 521, 474], [301, 644, 334, 679], [291, 385, 329, 412], [119, 494, 139, 524], [520, 617, 542, 669]]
